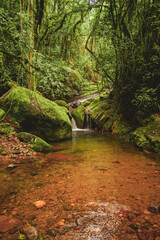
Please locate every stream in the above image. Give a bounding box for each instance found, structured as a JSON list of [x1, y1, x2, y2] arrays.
[[0, 131, 160, 239]]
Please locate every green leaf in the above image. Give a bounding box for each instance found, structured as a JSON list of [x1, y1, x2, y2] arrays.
[[18, 234, 26, 240]]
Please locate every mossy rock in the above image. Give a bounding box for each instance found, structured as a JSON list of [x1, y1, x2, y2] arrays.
[[89, 98, 112, 129], [112, 116, 132, 136], [0, 123, 15, 135], [130, 114, 160, 152], [72, 104, 85, 128], [54, 100, 69, 109], [18, 132, 53, 153], [0, 109, 5, 121], [0, 87, 72, 142]]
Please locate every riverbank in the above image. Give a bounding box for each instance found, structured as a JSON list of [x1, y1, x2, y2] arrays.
[[70, 93, 160, 153]]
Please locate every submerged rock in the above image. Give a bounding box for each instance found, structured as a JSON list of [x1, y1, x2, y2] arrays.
[[0, 87, 72, 141], [0, 215, 20, 233], [147, 204, 160, 214], [33, 200, 46, 208], [23, 226, 38, 240], [18, 132, 53, 153]]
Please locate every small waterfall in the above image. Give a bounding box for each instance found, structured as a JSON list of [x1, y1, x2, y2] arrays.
[[71, 117, 91, 132], [84, 113, 90, 129], [71, 117, 78, 130]]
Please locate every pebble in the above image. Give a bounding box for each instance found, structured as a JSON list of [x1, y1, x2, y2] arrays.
[[33, 200, 46, 209], [46, 229, 57, 237], [147, 204, 160, 213], [7, 164, 17, 169], [24, 226, 38, 240]]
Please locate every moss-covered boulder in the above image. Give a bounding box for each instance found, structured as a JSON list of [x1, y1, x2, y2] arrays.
[[18, 132, 53, 153], [0, 109, 5, 121], [111, 115, 132, 136], [72, 104, 85, 128], [0, 87, 72, 141], [0, 123, 15, 135], [54, 100, 69, 110], [130, 114, 160, 152], [89, 98, 112, 129]]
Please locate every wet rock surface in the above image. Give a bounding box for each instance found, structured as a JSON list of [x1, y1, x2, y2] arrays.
[[0, 215, 20, 233]]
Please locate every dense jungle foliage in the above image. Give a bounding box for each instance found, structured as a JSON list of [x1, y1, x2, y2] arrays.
[[0, 0, 160, 122]]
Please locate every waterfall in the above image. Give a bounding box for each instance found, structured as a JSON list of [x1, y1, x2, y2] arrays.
[[84, 113, 90, 129], [71, 117, 91, 132], [71, 117, 78, 130]]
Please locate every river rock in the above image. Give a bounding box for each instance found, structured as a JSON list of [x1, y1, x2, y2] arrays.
[[147, 204, 160, 213], [0, 215, 20, 233], [72, 103, 85, 128], [33, 200, 46, 208], [18, 132, 53, 153], [0, 86, 72, 141], [23, 226, 38, 240]]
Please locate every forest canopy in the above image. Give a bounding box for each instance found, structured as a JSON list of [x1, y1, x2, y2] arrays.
[[0, 0, 160, 121]]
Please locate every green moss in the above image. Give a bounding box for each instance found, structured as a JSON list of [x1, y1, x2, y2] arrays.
[[130, 114, 160, 152], [0, 87, 72, 141], [0, 109, 5, 121], [112, 116, 132, 136], [18, 132, 53, 153], [72, 104, 85, 128], [54, 100, 69, 109], [0, 123, 15, 135], [89, 98, 112, 129], [104, 118, 114, 131]]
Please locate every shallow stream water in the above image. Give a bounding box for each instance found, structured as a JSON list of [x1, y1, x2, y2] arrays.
[[0, 131, 160, 239]]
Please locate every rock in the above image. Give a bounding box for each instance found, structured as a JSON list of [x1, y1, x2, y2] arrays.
[[72, 104, 85, 128], [111, 115, 132, 136], [33, 200, 46, 208], [54, 100, 69, 110], [7, 164, 17, 169], [0, 86, 72, 141], [23, 226, 38, 240], [0, 109, 5, 121], [18, 132, 53, 153], [147, 204, 160, 213], [130, 114, 160, 152], [0, 215, 20, 233]]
